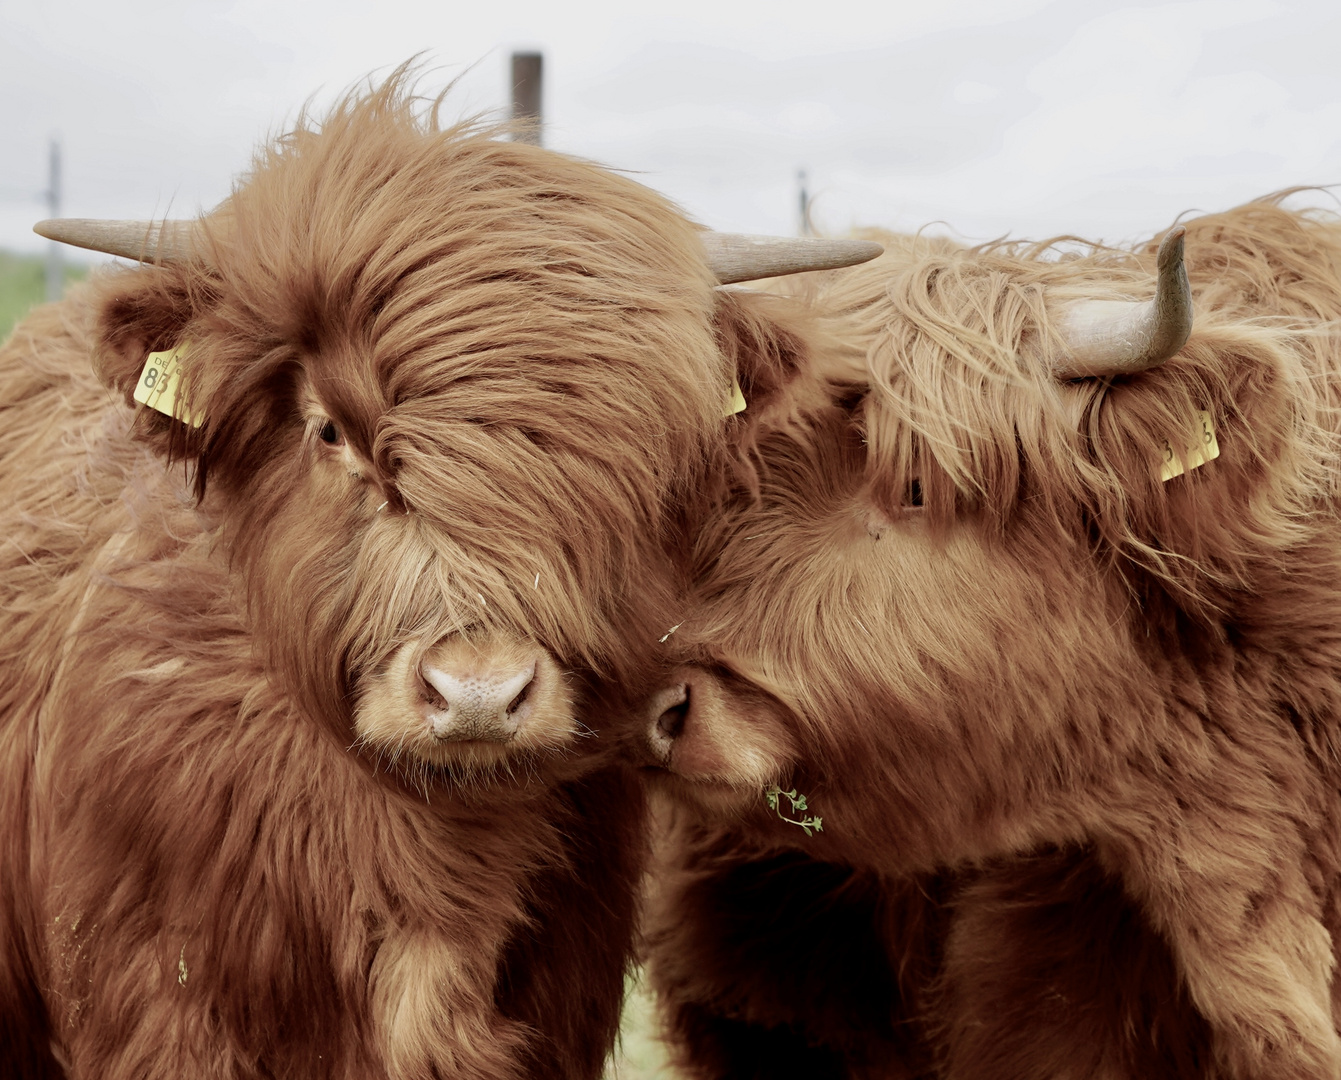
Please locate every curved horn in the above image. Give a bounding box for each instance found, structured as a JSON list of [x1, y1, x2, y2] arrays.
[[703, 233, 883, 284], [1052, 226, 1192, 379], [32, 219, 198, 263]]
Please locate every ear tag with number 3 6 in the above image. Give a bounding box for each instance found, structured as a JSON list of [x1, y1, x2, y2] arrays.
[[1160, 410, 1219, 482], [134, 345, 203, 428]]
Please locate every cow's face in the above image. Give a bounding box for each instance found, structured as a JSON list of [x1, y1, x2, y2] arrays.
[[636, 216, 1320, 848], [91, 89, 732, 786], [637, 411, 1140, 834], [640, 439, 1138, 834]]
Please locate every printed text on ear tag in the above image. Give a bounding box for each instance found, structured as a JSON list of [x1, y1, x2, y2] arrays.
[[1160, 410, 1219, 482], [134, 345, 203, 428]]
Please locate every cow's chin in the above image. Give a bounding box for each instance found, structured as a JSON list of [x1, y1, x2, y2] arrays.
[[642, 766, 762, 818], [351, 634, 578, 788]]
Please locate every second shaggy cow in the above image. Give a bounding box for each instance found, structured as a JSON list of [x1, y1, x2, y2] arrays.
[[640, 199, 1341, 1080]]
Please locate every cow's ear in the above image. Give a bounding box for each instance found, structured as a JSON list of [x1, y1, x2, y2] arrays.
[[712, 286, 856, 426], [90, 265, 203, 455]]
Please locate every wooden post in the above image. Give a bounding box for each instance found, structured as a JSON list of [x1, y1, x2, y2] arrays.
[[510, 52, 543, 146], [797, 169, 814, 237], [45, 138, 63, 302]]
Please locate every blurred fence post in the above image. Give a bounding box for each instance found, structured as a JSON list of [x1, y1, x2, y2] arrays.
[[511, 52, 543, 146], [797, 169, 814, 237], [45, 138, 63, 302]]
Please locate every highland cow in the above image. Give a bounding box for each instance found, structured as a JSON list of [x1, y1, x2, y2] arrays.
[[639, 199, 1341, 1080], [0, 74, 877, 1078]]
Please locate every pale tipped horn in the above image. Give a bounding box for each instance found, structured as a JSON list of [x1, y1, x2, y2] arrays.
[[1052, 226, 1193, 379], [703, 233, 883, 284], [32, 219, 198, 263]]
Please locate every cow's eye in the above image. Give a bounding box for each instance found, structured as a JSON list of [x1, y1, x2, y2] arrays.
[[318, 420, 340, 445], [907, 478, 924, 508]]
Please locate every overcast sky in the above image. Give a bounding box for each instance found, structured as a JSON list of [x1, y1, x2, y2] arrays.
[[3, 0, 1341, 260]]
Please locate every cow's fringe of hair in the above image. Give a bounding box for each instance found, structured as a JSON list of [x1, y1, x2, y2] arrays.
[[788, 197, 1341, 610], [89, 64, 732, 698]]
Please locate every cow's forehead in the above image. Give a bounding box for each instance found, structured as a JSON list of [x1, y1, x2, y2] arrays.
[[214, 111, 718, 335], [191, 114, 729, 448]]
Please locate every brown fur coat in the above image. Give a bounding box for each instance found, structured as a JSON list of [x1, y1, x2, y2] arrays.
[[0, 75, 741, 1079], [642, 198, 1341, 1080]]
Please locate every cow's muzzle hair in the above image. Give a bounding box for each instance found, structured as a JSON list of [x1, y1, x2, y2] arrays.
[[33, 218, 884, 286]]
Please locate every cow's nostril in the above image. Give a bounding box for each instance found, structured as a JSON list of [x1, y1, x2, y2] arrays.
[[506, 676, 532, 716], [656, 684, 690, 740], [422, 678, 449, 711]]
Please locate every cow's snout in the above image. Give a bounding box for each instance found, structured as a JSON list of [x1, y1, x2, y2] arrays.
[[420, 657, 537, 742], [639, 666, 798, 794], [352, 630, 576, 776]]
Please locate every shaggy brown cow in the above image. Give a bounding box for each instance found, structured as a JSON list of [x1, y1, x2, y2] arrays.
[[0, 74, 877, 1078], [638, 199, 1341, 1080]]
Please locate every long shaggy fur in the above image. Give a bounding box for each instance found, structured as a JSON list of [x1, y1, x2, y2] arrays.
[[0, 71, 749, 1078], [642, 197, 1341, 1079]]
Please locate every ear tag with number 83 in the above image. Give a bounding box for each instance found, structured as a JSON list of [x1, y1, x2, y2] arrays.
[[134, 345, 203, 428], [1160, 410, 1219, 482]]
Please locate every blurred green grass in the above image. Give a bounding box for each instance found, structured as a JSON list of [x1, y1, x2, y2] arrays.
[[0, 250, 86, 344], [606, 970, 681, 1080]]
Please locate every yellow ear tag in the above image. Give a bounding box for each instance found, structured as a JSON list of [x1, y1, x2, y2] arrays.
[[134, 345, 203, 428], [1160, 410, 1219, 482], [726, 379, 747, 417]]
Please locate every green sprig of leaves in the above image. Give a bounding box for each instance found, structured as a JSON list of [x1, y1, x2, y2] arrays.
[[764, 785, 824, 836]]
